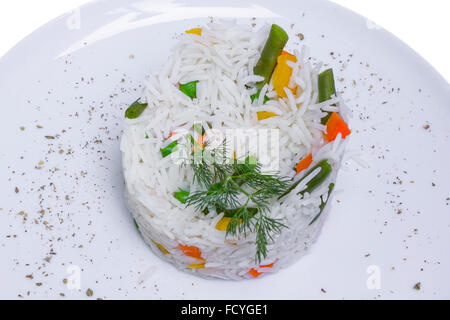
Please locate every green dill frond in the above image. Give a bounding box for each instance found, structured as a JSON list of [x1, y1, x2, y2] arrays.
[[185, 141, 291, 263]]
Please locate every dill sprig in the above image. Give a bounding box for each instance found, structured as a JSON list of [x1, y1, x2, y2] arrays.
[[184, 143, 290, 263]]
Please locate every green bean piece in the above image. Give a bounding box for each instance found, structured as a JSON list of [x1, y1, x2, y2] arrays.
[[180, 80, 199, 99], [174, 189, 190, 204], [133, 219, 139, 230], [309, 183, 335, 225], [250, 89, 270, 104], [254, 24, 289, 88], [160, 141, 179, 158], [318, 69, 336, 124], [278, 159, 332, 200], [298, 160, 332, 196], [125, 99, 148, 119]]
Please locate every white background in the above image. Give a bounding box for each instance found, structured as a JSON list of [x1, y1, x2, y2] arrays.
[[0, 0, 449, 84]]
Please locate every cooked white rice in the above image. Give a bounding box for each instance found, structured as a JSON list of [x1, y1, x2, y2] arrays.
[[120, 21, 349, 280]]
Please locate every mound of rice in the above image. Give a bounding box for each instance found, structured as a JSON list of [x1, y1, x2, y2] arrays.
[[120, 21, 349, 280]]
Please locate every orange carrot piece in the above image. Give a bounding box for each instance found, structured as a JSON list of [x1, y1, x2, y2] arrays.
[[296, 154, 313, 175], [281, 50, 294, 56], [196, 134, 207, 149], [249, 268, 262, 278], [325, 112, 351, 142], [260, 262, 275, 268], [165, 131, 176, 140], [178, 244, 203, 260], [249, 262, 275, 278]]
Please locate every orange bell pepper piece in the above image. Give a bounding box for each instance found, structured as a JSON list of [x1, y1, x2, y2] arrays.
[[325, 112, 351, 142]]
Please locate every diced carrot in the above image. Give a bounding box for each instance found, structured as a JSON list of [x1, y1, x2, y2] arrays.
[[165, 131, 176, 140], [260, 262, 275, 268], [178, 244, 203, 260], [257, 111, 278, 121], [249, 262, 275, 278], [249, 268, 262, 278], [186, 28, 202, 36], [273, 54, 298, 98], [296, 154, 313, 175], [281, 50, 295, 56], [325, 112, 351, 142], [196, 134, 207, 149]]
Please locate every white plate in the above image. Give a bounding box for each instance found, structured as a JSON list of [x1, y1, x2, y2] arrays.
[[1, 0, 449, 299]]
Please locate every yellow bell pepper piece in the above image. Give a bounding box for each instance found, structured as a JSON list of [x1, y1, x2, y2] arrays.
[[257, 112, 278, 121], [188, 263, 206, 269], [186, 28, 202, 36], [216, 217, 244, 231], [151, 239, 170, 255], [216, 217, 231, 231], [273, 54, 298, 98]]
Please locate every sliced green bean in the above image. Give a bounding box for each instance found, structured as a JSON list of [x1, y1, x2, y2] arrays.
[[133, 219, 139, 230], [278, 159, 332, 200], [125, 99, 148, 119], [160, 141, 178, 158], [318, 69, 336, 124], [254, 24, 289, 88], [174, 189, 190, 204], [309, 183, 335, 225], [180, 81, 199, 99]]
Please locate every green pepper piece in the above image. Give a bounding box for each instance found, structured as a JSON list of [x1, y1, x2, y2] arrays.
[[180, 81, 199, 99], [125, 99, 148, 119], [174, 189, 190, 204], [160, 141, 178, 158]]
